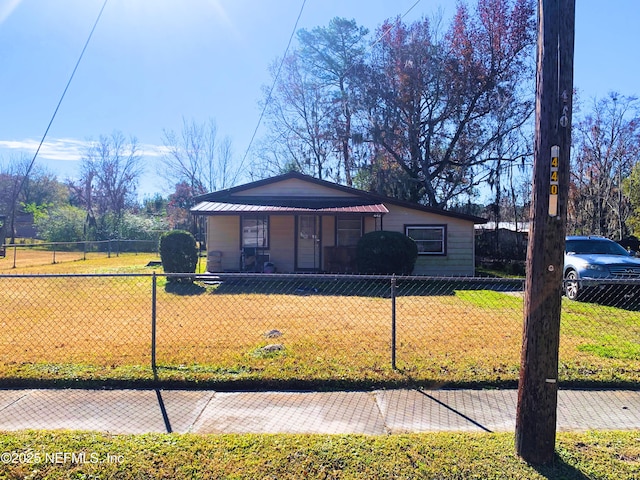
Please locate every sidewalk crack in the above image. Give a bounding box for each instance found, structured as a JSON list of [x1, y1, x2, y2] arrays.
[[186, 391, 217, 433], [370, 390, 392, 435], [0, 392, 30, 413]]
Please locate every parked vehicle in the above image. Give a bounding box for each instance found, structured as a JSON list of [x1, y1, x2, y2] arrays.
[[563, 235, 640, 301]]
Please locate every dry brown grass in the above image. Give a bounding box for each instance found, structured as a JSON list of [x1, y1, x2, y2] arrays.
[[1, 255, 638, 387], [0, 272, 525, 385], [0, 248, 160, 273]]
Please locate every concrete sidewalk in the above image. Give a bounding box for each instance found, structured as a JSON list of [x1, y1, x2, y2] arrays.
[[0, 389, 639, 435]]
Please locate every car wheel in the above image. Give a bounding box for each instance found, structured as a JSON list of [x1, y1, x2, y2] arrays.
[[564, 270, 581, 301]]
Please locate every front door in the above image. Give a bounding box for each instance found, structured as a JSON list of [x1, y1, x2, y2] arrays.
[[297, 215, 320, 270]]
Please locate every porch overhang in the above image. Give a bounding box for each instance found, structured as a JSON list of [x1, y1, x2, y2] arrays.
[[191, 201, 389, 215]]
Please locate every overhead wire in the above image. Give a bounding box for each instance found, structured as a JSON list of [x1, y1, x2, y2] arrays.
[[17, 0, 108, 191], [238, 0, 307, 174], [14, 0, 423, 191], [370, 0, 422, 48]]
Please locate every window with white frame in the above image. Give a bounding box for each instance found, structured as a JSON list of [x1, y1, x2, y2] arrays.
[[405, 225, 446, 255]]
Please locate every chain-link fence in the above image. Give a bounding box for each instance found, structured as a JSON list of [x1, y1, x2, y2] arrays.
[[0, 240, 158, 269], [1, 272, 638, 388]]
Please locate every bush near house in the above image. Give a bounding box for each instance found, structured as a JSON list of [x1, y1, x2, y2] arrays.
[[356, 230, 418, 275], [159, 230, 198, 282]]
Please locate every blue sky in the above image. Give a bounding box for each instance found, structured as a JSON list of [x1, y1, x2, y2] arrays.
[[0, 0, 638, 200]]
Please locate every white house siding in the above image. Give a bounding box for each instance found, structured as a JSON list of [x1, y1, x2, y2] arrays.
[[382, 204, 476, 276], [231, 178, 359, 199], [206, 216, 240, 271]]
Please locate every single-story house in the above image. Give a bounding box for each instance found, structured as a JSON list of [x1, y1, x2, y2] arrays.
[[190, 172, 486, 275]]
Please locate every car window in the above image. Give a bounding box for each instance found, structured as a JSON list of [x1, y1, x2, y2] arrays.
[[565, 240, 628, 256]]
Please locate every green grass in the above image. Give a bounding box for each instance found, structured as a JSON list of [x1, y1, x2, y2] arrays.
[[0, 430, 638, 479], [560, 300, 640, 376], [577, 339, 640, 360]]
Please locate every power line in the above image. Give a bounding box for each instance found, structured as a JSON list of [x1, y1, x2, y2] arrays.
[[370, 0, 422, 48], [238, 0, 307, 173], [18, 0, 108, 188], [7, 0, 108, 243]]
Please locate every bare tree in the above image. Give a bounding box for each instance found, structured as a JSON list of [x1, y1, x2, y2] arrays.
[[215, 136, 236, 190], [160, 117, 239, 196], [254, 54, 336, 180], [76, 131, 144, 225], [0, 155, 30, 244], [569, 93, 640, 239]]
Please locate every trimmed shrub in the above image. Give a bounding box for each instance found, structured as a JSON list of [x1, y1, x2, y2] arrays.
[[356, 230, 418, 275], [159, 230, 198, 282]]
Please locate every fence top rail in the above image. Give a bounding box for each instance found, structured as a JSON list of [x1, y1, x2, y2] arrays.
[[0, 273, 158, 278], [0, 272, 526, 284], [195, 272, 527, 283], [5, 272, 640, 286], [2, 239, 157, 248]]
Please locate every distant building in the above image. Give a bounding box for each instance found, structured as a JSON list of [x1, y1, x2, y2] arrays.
[[0, 213, 37, 240]]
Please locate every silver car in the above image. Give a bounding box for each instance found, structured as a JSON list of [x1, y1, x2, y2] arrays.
[[563, 236, 640, 301]]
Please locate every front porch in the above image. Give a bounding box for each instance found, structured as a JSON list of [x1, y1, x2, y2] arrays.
[[195, 211, 384, 274]]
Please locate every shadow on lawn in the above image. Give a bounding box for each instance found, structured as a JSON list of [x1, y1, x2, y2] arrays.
[[531, 454, 592, 480], [3, 374, 638, 393], [197, 275, 524, 298], [164, 281, 208, 296], [578, 288, 640, 311]]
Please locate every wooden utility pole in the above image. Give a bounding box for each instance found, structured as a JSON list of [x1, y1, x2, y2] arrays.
[[516, 0, 575, 465]]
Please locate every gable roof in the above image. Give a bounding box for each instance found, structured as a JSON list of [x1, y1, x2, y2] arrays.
[[192, 171, 487, 224]]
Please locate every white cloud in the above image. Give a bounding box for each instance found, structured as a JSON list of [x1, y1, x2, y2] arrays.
[[140, 143, 169, 158], [0, 138, 168, 161], [0, 138, 87, 161]]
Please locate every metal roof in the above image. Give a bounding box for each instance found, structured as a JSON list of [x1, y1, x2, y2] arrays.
[[191, 201, 389, 215]]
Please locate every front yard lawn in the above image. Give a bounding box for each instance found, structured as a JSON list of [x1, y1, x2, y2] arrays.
[[0, 257, 638, 389]]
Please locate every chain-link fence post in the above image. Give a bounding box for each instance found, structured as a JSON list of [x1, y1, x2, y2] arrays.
[[151, 272, 157, 372], [391, 275, 397, 370]]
